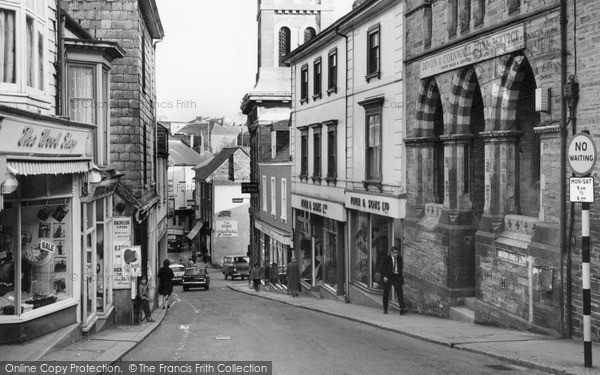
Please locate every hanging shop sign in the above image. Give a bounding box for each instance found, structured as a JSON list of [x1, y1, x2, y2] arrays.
[[420, 24, 525, 78], [0, 117, 92, 156], [345, 192, 406, 219]]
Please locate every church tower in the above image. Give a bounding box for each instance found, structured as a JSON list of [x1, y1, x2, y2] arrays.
[[254, 0, 334, 92]]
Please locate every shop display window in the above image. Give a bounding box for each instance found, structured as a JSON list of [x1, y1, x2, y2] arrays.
[[350, 212, 390, 290], [323, 218, 337, 287], [0, 199, 72, 316]]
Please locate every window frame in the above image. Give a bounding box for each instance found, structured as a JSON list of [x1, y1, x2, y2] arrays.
[[270, 176, 276, 217], [310, 123, 322, 182], [358, 97, 384, 186], [300, 64, 309, 104], [324, 120, 338, 183], [262, 175, 267, 213], [327, 48, 337, 95], [299, 126, 308, 180], [280, 178, 287, 222], [0, 0, 47, 97], [312, 57, 322, 100], [366, 24, 380, 82]]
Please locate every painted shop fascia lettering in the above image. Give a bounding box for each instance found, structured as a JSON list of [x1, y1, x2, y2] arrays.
[[0, 117, 92, 157], [345, 193, 406, 219], [420, 24, 525, 78], [291, 195, 346, 222]]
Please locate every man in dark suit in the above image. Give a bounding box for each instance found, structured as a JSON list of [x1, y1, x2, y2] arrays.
[[381, 246, 406, 315]]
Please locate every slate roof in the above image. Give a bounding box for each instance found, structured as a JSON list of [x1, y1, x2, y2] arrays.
[[168, 139, 207, 166], [194, 147, 249, 181]]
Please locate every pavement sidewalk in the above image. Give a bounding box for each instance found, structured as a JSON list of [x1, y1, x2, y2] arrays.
[[229, 283, 600, 375]]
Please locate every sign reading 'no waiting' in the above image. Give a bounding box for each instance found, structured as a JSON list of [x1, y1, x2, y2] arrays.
[[568, 132, 597, 175]]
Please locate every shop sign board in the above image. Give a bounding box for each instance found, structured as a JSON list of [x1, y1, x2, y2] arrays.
[[420, 24, 524, 78], [112, 216, 133, 289], [570, 177, 595, 203], [241, 182, 259, 194], [291, 194, 346, 222], [345, 192, 406, 219], [113, 217, 132, 244], [215, 221, 238, 237], [0, 117, 92, 156], [568, 132, 597, 175]]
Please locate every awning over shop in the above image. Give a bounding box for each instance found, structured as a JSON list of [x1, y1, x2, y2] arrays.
[[187, 221, 204, 240], [8, 160, 91, 175]]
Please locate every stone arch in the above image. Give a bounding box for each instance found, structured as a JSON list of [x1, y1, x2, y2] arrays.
[[497, 53, 528, 131], [454, 67, 481, 135], [415, 78, 441, 137]]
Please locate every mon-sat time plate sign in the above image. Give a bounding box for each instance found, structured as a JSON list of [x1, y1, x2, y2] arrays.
[[568, 132, 597, 175]]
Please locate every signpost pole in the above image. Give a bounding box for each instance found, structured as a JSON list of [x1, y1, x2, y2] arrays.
[[582, 202, 592, 367]]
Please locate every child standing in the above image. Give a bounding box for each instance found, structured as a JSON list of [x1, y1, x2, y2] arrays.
[[137, 276, 155, 322]]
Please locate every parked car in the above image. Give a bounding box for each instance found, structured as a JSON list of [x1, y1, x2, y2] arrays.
[[222, 255, 250, 280], [169, 263, 185, 284], [167, 239, 183, 253], [182, 267, 210, 291]]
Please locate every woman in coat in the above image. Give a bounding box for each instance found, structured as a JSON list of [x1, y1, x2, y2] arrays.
[[157, 259, 174, 309], [286, 257, 300, 297]]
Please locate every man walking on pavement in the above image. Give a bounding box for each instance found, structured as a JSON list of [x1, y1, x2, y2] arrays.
[[381, 246, 406, 315]]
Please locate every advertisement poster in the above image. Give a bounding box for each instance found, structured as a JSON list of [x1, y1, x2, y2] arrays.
[[112, 216, 133, 289], [113, 245, 142, 288]]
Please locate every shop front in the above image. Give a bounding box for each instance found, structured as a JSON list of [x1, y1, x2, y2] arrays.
[[292, 195, 345, 297], [345, 192, 404, 308], [0, 108, 99, 343], [255, 220, 292, 283]]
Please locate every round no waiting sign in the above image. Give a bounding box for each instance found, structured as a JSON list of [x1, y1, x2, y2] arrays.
[[568, 132, 597, 175]]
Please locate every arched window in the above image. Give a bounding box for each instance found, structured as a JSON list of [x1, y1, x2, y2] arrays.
[[278, 27, 291, 67], [304, 27, 316, 43]]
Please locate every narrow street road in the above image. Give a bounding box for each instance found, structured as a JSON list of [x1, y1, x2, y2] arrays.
[[122, 271, 549, 375]]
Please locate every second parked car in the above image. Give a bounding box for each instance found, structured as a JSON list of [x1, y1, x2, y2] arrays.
[[169, 263, 185, 284], [182, 267, 210, 291], [222, 255, 250, 280]]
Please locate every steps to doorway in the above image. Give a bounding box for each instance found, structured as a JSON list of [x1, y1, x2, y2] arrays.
[[449, 297, 475, 324]]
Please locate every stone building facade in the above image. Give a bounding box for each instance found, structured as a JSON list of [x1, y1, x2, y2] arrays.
[[61, 0, 167, 325], [241, 0, 334, 268], [402, 0, 600, 340]]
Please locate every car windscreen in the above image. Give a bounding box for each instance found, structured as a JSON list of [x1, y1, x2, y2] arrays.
[[185, 268, 206, 275], [234, 257, 248, 263]]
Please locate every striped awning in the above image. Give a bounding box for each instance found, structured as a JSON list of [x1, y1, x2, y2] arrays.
[[7, 160, 91, 176]]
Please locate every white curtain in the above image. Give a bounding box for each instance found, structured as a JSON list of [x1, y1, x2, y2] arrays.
[[0, 10, 16, 83], [69, 66, 95, 124]]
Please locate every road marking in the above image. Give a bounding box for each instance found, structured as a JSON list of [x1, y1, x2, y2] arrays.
[[177, 324, 189, 330], [215, 336, 230, 340]]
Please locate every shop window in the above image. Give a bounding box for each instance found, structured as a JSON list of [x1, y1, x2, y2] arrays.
[[350, 212, 390, 289], [327, 48, 337, 94], [304, 27, 316, 43], [0, 178, 73, 317], [278, 26, 290, 67], [366, 24, 380, 81], [300, 64, 309, 104], [313, 57, 321, 100], [323, 218, 338, 287]]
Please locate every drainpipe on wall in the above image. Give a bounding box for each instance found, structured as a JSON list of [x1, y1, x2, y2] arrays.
[[56, 8, 65, 116], [334, 25, 349, 302], [559, 0, 570, 339]]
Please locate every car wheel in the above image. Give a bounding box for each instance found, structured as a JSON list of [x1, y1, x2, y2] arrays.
[[183, 286, 188, 292], [231, 275, 235, 280], [224, 273, 228, 280], [205, 285, 209, 290]]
